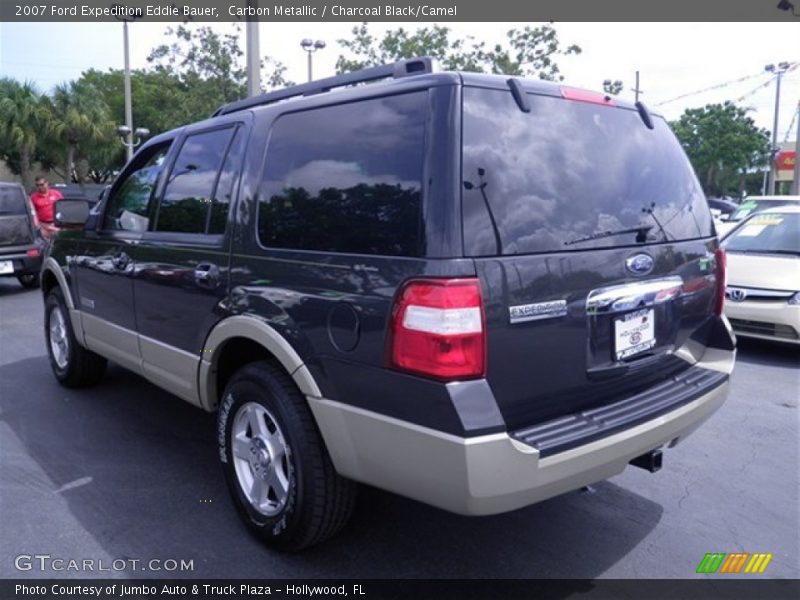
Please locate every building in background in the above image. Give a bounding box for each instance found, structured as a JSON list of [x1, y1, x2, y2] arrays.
[[775, 141, 796, 195]]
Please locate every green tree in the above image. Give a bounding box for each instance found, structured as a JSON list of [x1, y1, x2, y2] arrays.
[[47, 80, 115, 183], [336, 23, 580, 80], [670, 102, 771, 197], [147, 24, 291, 121], [80, 68, 190, 142], [0, 78, 52, 191]]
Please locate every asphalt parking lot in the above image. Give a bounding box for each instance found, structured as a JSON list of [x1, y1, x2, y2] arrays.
[[1, 278, 798, 580]]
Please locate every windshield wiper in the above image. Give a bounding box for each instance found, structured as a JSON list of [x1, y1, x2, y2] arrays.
[[564, 225, 653, 246]]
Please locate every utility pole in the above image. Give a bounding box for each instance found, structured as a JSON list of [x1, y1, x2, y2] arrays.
[[765, 62, 791, 195], [246, 0, 261, 97], [632, 71, 642, 103], [793, 100, 800, 195], [121, 20, 134, 162]]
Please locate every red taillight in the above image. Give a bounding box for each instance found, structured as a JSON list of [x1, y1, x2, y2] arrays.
[[714, 247, 726, 316], [388, 278, 486, 380], [26, 248, 40, 257], [560, 86, 615, 106]]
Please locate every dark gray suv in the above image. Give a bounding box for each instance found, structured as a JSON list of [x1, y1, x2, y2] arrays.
[[0, 182, 43, 288], [41, 58, 736, 551]]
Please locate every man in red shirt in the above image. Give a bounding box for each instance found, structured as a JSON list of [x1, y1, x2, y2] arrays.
[[30, 178, 63, 239]]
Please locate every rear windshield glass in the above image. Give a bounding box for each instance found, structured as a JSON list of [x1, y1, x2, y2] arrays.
[[0, 187, 27, 215], [723, 212, 800, 255], [730, 198, 799, 222], [462, 87, 712, 256]]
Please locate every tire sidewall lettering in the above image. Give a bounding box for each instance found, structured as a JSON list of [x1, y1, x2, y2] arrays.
[[219, 380, 298, 537]]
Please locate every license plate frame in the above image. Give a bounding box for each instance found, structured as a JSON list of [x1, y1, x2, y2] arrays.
[[0, 260, 14, 275], [614, 308, 656, 361]]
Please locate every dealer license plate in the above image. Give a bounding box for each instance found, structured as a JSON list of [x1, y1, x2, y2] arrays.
[[614, 308, 655, 361], [0, 260, 14, 275]]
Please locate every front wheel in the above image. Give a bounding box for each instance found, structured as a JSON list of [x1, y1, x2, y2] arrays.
[[218, 362, 356, 551]]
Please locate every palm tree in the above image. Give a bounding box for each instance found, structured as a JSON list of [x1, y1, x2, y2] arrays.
[[50, 81, 114, 183], [0, 78, 52, 191]]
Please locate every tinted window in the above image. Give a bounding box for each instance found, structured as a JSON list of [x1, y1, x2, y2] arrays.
[[156, 127, 235, 234], [209, 128, 245, 235], [462, 88, 713, 256], [0, 187, 27, 214], [723, 212, 800, 255], [258, 93, 426, 256], [104, 143, 171, 231]]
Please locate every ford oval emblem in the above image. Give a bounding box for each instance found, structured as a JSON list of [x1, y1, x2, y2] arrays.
[[625, 253, 654, 276]]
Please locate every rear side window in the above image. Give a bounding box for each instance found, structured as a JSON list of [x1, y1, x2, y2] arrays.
[[156, 127, 236, 234], [462, 88, 713, 256], [0, 187, 27, 214], [209, 128, 246, 235], [258, 92, 426, 256]]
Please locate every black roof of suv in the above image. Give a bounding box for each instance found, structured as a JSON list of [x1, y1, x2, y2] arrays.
[[41, 58, 736, 551]]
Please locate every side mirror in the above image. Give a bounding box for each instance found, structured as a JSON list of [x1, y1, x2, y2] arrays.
[[54, 199, 90, 227]]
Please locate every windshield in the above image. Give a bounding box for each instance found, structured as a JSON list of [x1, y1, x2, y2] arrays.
[[0, 187, 27, 215], [730, 198, 799, 222], [461, 87, 712, 256], [722, 213, 800, 255]]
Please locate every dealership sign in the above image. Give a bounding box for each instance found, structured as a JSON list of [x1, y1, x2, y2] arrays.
[[776, 151, 796, 171]]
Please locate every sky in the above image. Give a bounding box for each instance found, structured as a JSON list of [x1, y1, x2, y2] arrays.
[[1, 21, 799, 142]]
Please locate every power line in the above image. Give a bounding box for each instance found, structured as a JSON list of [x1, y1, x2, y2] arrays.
[[784, 106, 799, 143], [654, 62, 799, 108], [735, 77, 773, 103], [654, 70, 768, 107], [1, 59, 97, 70]]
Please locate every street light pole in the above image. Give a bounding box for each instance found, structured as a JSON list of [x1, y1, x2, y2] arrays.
[[114, 4, 140, 163], [765, 62, 790, 195], [246, 0, 261, 97], [122, 20, 133, 162], [300, 39, 326, 83]]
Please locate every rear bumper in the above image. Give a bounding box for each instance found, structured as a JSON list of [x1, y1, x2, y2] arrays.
[[309, 345, 734, 516], [0, 251, 42, 277]]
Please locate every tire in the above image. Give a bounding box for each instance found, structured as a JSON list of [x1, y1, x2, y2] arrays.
[[17, 273, 39, 289], [45, 287, 107, 387], [218, 361, 356, 551]]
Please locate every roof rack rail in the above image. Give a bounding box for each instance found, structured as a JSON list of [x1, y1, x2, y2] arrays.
[[212, 56, 435, 118]]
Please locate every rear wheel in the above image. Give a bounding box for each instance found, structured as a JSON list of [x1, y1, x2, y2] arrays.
[[45, 288, 107, 387], [218, 361, 356, 551], [17, 273, 39, 289]]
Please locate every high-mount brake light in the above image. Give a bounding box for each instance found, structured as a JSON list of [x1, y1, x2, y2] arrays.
[[388, 279, 486, 380], [560, 87, 615, 106]]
